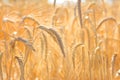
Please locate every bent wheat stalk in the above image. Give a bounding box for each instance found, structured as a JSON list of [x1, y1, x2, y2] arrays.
[[37, 26, 66, 57], [24, 26, 32, 41], [96, 17, 117, 31], [16, 37, 35, 51], [10, 37, 35, 67], [21, 15, 40, 26], [72, 43, 83, 68], [10, 36, 35, 53], [87, 2, 96, 10]]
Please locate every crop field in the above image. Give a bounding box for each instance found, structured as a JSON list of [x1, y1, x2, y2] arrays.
[[0, 0, 120, 80]]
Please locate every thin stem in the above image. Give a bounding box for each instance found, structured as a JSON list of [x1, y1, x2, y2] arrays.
[[54, 0, 56, 7], [78, 0, 83, 28], [0, 52, 3, 80]]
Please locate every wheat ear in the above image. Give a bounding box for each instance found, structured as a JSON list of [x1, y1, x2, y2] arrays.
[[21, 15, 40, 25], [40, 32, 48, 60], [37, 26, 66, 57]]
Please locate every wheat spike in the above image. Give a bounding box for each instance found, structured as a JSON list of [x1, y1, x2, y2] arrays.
[[24, 26, 32, 41], [37, 25, 66, 57], [41, 32, 48, 60], [21, 15, 40, 25], [15, 37, 35, 51]]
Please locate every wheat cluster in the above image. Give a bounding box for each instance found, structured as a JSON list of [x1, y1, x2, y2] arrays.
[[0, 0, 120, 80]]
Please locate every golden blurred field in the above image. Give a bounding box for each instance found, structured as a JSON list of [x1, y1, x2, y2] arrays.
[[0, 0, 120, 80]]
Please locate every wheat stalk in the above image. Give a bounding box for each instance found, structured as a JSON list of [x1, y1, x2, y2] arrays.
[[82, 27, 90, 50], [15, 37, 35, 51], [24, 26, 32, 41], [111, 54, 117, 77], [37, 25, 66, 57], [9, 36, 36, 66], [53, 7, 69, 27], [78, 0, 83, 28], [85, 5, 98, 47], [53, 0, 56, 7], [84, 18, 97, 47], [40, 32, 48, 60], [49, 28, 66, 56], [21, 15, 40, 26], [74, 5, 77, 17], [117, 24, 120, 42], [15, 56, 25, 80], [87, 2, 96, 26], [0, 52, 3, 80], [72, 43, 83, 68], [96, 17, 117, 31], [87, 2, 96, 10]]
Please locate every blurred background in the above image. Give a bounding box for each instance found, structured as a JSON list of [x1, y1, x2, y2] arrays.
[[2, 0, 118, 5]]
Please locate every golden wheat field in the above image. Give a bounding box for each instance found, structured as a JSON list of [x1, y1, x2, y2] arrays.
[[0, 0, 120, 80]]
